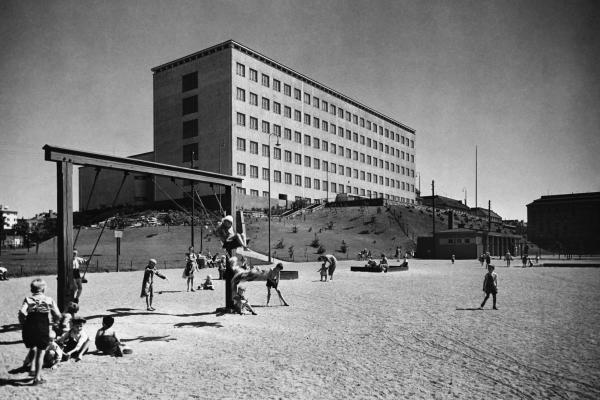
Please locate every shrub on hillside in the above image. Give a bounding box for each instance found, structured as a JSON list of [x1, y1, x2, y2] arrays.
[[340, 240, 348, 253], [311, 234, 320, 248], [317, 245, 326, 254]]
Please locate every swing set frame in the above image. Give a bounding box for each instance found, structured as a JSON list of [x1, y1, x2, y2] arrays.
[[44, 144, 242, 311]]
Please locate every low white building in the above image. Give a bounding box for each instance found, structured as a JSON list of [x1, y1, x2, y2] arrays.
[[1, 205, 18, 229]]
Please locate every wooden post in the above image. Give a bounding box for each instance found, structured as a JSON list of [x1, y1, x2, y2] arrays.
[[56, 160, 74, 311], [224, 184, 237, 310]]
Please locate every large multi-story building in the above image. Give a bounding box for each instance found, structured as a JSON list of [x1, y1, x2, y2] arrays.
[[527, 192, 600, 254], [80, 40, 417, 210]]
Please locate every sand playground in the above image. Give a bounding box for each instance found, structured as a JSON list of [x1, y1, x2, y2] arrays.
[[1, 259, 599, 399]]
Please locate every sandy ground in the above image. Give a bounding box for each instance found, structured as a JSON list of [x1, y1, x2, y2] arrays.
[[1, 259, 599, 399]]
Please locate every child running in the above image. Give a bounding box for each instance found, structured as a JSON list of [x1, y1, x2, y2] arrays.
[[140, 259, 167, 311], [479, 264, 499, 310], [18, 278, 62, 385]]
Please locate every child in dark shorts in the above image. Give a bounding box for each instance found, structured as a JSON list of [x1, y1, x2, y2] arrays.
[[266, 263, 289, 306], [95, 316, 125, 356]]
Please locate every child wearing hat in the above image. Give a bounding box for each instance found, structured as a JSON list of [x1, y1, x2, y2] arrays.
[[57, 316, 90, 361]]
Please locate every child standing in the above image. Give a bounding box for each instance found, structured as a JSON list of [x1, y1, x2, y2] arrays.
[[479, 265, 498, 310], [140, 259, 167, 311], [233, 285, 257, 315], [318, 262, 328, 281], [57, 316, 90, 361], [95, 316, 125, 357], [183, 247, 198, 292], [18, 278, 62, 385], [266, 263, 290, 306]]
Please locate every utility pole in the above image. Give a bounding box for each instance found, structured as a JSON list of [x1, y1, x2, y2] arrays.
[[191, 152, 195, 248], [475, 146, 478, 210], [432, 180, 436, 259]]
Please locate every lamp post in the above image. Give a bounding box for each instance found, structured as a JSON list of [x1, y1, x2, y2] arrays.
[[191, 152, 195, 248], [268, 133, 281, 264]]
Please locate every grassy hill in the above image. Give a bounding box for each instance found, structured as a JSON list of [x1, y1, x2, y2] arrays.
[[1, 202, 529, 276]]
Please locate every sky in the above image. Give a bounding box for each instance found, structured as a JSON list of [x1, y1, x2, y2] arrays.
[[1, 0, 599, 221]]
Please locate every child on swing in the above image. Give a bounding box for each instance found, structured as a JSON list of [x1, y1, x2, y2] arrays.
[[215, 215, 247, 256]]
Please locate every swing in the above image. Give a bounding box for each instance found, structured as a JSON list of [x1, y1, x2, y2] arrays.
[[74, 168, 100, 248], [80, 172, 129, 283]]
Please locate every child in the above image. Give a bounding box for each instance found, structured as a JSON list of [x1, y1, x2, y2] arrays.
[[266, 263, 290, 306], [140, 259, 167, 311], [201, 275, 214, 290], [479, 265, 498, 310], [183, 247, 198, 292], [451, 254, 455, 264], [214, 215, 247, 256], [233, 285, 257, 315], [318, 254, 337, 281], [18, 278, 62, 385], [43, 330, 63, 369], [380, 254, 389, 272], [57, 316, 90, 361], [55, 301, 79, 336], [95, 316, 125, 357], [0, 263, 8, 280], [318, 262, 328, 281]]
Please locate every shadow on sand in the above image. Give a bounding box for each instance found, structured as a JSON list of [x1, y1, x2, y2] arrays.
[[173, 321, 223, 328]]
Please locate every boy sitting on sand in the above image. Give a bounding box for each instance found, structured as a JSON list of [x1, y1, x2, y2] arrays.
[[95, 316, 128, 357], [57, 316, 90, 362], [201, 275, 214, 290], [233, 286, 257, 315]]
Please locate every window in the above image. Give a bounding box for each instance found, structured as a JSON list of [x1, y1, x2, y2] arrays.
[[274, 170, 281, 182], [353, 114, 358, 124], [360, 171, 365, 180], [250, 189, 259, 197], [249, 92, 258, 106], [304, 156, 311, 167], [294, 153, 302, 165], [304, 92, 311, 104], [284, 84, 291, 96], [360, 117, 365, 127], [411, 154, 415, 163], [263, 191, 269, 197], [294, 131, 301, 143], [182, 119, 198, 139], [262, 168, 269, 181], [331, 182, 337, 193], [236, 87, 246, 101], [367, 120, 371, 130], [237, 112, 246, 126], [284, 150, 292, 162], [330, 104, 336, 115], [182, 95, 198, 115], [360, 135, 365, 145], [304, 177, 311, 188], [314, 179, 320, 190], [250, 165, 258, 178], [261, 74, 270, 87], [295, 175, 302, 186], [330, 123, 336, 134], [261, 120, 270, 133], [322, 140, 328, 152], [237, 162, 246, 176], [314, 158, 320, 169], [262, 144, 270, 157], [322, 161, 328, 172], [346, 130, 351, 140], [353, 151, 358, 160], [373, 123, 377, 133], [249, 68, 258, 82], [322, 121, 328, 132], [331, 143, 336, 154], [353, 132, 358, 142], [385, 128, 389, 138], [284, 106, 291, 118], [249, 141, 258, 154], [339, 164, 344, 175], [313, 138, 320, 149], [331, 163, 337, 173], [236, 137, 246, 151], [346, 167, 351, 176], [322, 100, 328, 112], [273, 147, 281, 159], [262, 97, 270, 111], [346, 148, 351, 158], [313, 117, 320, 129], [313, 97, 319, 108], [294, 109, 301, 122], [284, 128, 292, 140], [294, 88, 301, 100], [284, 173, 292, 184], [338, 126, 344, 137], [273, 79, 281, 92], [304, 113, 311, 125], [236, 62, 245, 77], [367, 138, 372, 147], [304, 134, 311, 146], [182, 143, 198, 162], [273, 102, 281, 114], [250, 117, 258, 130], [182, 71, 198, 92], [273, 124, 281, 136]]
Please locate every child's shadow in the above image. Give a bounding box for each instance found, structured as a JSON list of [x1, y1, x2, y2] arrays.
[[173, 321, 222, 328], [0, 377, 32, 387], [122, 335, 178, 343]]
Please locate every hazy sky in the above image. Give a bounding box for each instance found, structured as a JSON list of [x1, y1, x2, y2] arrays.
[[1, 0, 599, 221]]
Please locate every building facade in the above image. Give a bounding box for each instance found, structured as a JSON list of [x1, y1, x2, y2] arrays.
[[80, 40, 417, 211], [1, 205, 18, 229], [527, 192, 600, 254], [151, 40, 417, 206]]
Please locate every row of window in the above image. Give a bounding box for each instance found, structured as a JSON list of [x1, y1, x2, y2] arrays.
[[237, 187, 415, 204], [235, 112, 415, 164], [234, 62, 412, 142], [235, 87, 414, 149], [236, 137, 415, 177], [235, 162, 415, 192]]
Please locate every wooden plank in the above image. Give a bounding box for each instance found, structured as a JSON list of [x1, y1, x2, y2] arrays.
[[56, 161, 74, 310]]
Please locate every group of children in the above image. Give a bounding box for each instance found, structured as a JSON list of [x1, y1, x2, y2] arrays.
[[18, 278, 130, 385]]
